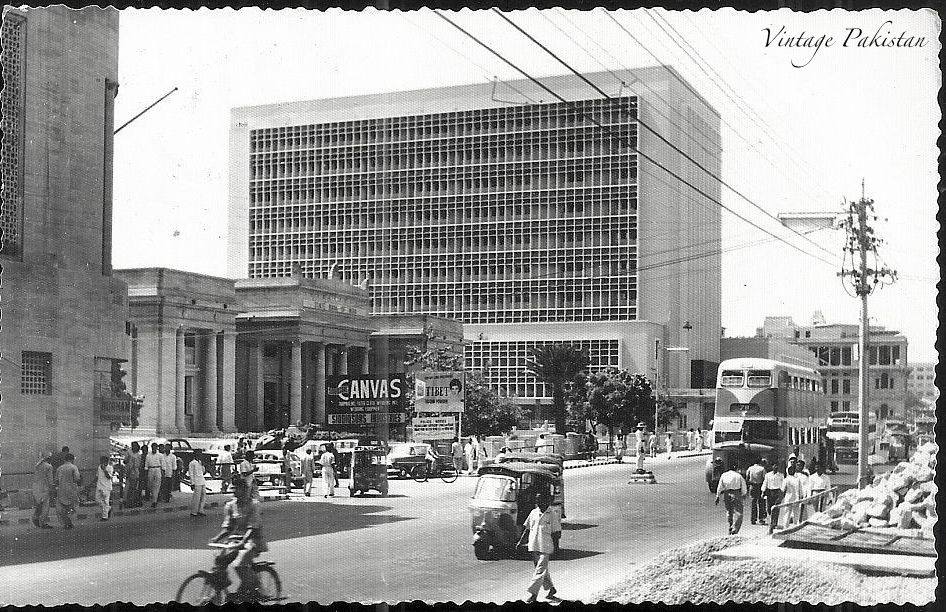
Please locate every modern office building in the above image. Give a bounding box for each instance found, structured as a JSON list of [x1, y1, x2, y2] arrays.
[[907, 362, 938, 400], [756, 316, 910, 420], [228, 68, 722, 417], [0, 7, 129, 488]]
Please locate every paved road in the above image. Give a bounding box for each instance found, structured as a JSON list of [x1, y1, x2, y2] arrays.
[[0, 455, 753, 605]]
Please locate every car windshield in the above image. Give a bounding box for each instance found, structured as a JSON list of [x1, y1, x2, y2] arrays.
[[474, 476, 515, 501]]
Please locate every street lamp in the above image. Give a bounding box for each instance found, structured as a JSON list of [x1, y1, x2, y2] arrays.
[[654, 322, 692, 433]]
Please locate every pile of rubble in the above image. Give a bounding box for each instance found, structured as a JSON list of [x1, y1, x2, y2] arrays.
[[808, 442, 937, 537]]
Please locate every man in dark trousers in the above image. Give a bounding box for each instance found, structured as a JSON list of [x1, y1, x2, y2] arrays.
[[745, 458, 767, 525], [715, 460, 748, 535]]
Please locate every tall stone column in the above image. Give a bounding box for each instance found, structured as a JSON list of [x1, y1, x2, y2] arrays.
[[314, 343, 326, 425], [290, 340, 303, 426], [376, 336, 390, 377], [360, 346, 370, 374], [204, 331, 220, 434], [175, 327, 186, 434], [221, 331, 237, 432], [253, 342, 265, 431], [338, 346, 349, 376]]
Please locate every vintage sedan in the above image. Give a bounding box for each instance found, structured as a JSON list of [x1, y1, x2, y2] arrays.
[[251, 449, 304, 486], [386, 442, 433, 479]]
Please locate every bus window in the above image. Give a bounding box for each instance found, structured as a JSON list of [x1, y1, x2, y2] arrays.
[[778, 371, 791, 388], [720, 370, 744, 387], [743, 420, 779, 440], [747, 370, 771, 388]]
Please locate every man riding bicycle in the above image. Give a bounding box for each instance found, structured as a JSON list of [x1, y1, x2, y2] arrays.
[[210, 477, 268, 598]]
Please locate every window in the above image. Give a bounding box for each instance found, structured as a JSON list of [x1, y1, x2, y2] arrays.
[[720, 370, 744, 387], [879, 346, 891, 366], [830, 379, 839, 394], [842, 401, 850, 410], [778, 371, 791, 388], [21, 351, 52, 395], [805, 331, 811, 338], [679, 414, 687, 429], [743, 420, 779, 440], [830, 348, 841, 366], [747, 370, 771, 388], [830, 400, 839, 412], [842, 379, 851, 394], [841, 347, 852, 366]]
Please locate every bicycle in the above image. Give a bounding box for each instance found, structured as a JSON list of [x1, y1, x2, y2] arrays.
[[175, 542, 283, 605], [411, 460, 458, 483]]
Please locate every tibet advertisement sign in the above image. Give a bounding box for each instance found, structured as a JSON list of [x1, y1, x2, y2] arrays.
[[413, 371, 465, 413], [325, 374, 407, 427], [412, 416, 457, 441]]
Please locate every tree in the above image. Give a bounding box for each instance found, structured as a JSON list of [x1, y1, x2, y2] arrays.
[[462, 370, 522, 437], [619, 373, 655, 433], [655, 398, 682, 431], [526, 344, 590, 434], [584, 368, 627, 443]]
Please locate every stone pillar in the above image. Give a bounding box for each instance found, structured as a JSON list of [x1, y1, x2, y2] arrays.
[[360, 346, 370, 374], [204, 331, 220, 434], [290, 340, 303, 426], [314, 343, 326, 425], [326, 346, 336, 376], [376, 337, 390, 377], [175, 327, 186, 433], [221, 331, 237, 432], [338, 346, 349, 376], [251, 342, 265, 431]]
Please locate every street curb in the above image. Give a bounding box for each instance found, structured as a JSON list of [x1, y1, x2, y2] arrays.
[[563, 459, 622, 470]]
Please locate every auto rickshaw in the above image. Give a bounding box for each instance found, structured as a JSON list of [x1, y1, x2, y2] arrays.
[[494, 451, 566, 518], [469, 462, 563, 560], [348, 445, 389, 497]]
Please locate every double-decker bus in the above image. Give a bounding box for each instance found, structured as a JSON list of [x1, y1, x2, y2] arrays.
[[826, 411, 877, 465], [706, 358, 828, 491]]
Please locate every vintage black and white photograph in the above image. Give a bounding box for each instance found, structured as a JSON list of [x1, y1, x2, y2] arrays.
[[0, 3, 939, 606]]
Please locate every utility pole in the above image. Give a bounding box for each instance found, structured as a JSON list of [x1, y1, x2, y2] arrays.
[[839, 181, 897, 487]]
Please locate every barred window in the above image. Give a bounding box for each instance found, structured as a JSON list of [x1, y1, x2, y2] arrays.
[[21, 351, 52, 395]]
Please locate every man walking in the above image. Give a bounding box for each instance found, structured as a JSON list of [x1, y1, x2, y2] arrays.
[[145, 443, 163, 507], [301, 447, 316, 497], [31, 451, 54, 528], [188, 449, 208, 517], [55, 454, 81, 529], [319, 446, 336, 498], [665, 431, 674, 459], [762, 462, 785, 527], [464, 437, 475, 476], [517, 492, 559, 603], [123, 442, 142, 508], [746, 458, 767, 525], [281, 443, 294, 494], [218, 444, 234, 493], [96, 455, 114, 521], [648, 431, 658, 458], [451, 437, 464, 473], [715, 461, 747, 535]]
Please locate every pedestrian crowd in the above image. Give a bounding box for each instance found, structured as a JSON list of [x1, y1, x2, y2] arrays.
[[713, 453, 834, 535]]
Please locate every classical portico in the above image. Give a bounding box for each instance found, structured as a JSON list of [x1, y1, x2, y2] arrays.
[[116, 268, 238, 436], [234, 276, 372, 431]]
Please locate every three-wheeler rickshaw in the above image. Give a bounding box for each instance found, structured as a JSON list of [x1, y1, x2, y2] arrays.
[[468, 462, 563, 560], [348, 444, 389, 497], [495, 451, 566, 518]]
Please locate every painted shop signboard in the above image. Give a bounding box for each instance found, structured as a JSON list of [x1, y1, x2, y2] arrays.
[[325, 374, 407, 426]]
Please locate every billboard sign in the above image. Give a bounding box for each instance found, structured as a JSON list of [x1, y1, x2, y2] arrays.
[[411, 416, 457, 441], [325, 374, 407, 427], [413, 371, 465, 413]]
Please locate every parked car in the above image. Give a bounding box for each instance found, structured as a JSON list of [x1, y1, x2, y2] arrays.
[[251, 449, 303, 486], [386, 442, 432, 479]]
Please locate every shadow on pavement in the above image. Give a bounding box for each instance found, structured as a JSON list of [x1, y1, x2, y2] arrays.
[[0, 500, 413, 566], [561, 522, 597, 531], [554, 548, 603, 561]]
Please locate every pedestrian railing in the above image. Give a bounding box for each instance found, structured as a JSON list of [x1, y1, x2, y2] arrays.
[[768, 486, 839, 534]]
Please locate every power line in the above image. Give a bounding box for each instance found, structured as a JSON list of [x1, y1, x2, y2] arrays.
[[645, 9, 835, 204], [600, 10, 832, 210], [488, 9, 837, 264]]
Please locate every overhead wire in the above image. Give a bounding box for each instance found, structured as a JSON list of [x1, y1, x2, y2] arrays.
[[600, 9, 834, 210], [486, 9, 837, 264]]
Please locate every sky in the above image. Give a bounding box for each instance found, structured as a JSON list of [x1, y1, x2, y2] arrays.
[[111, 8, 941, 362]]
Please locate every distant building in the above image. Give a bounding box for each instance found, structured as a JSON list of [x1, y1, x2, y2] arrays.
[[755, 315, 909, 420], [721, 335, 819, 369], [227, 68, 722, 420], [0, 7, 128, 488], [907, 362, 938, 400]]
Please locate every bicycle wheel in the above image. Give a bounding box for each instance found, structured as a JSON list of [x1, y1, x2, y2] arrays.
[[254, 565, 282, 602], [176, 572, 222, 605], [410, 464, 429, 483], [439, 465, 458, 483]]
